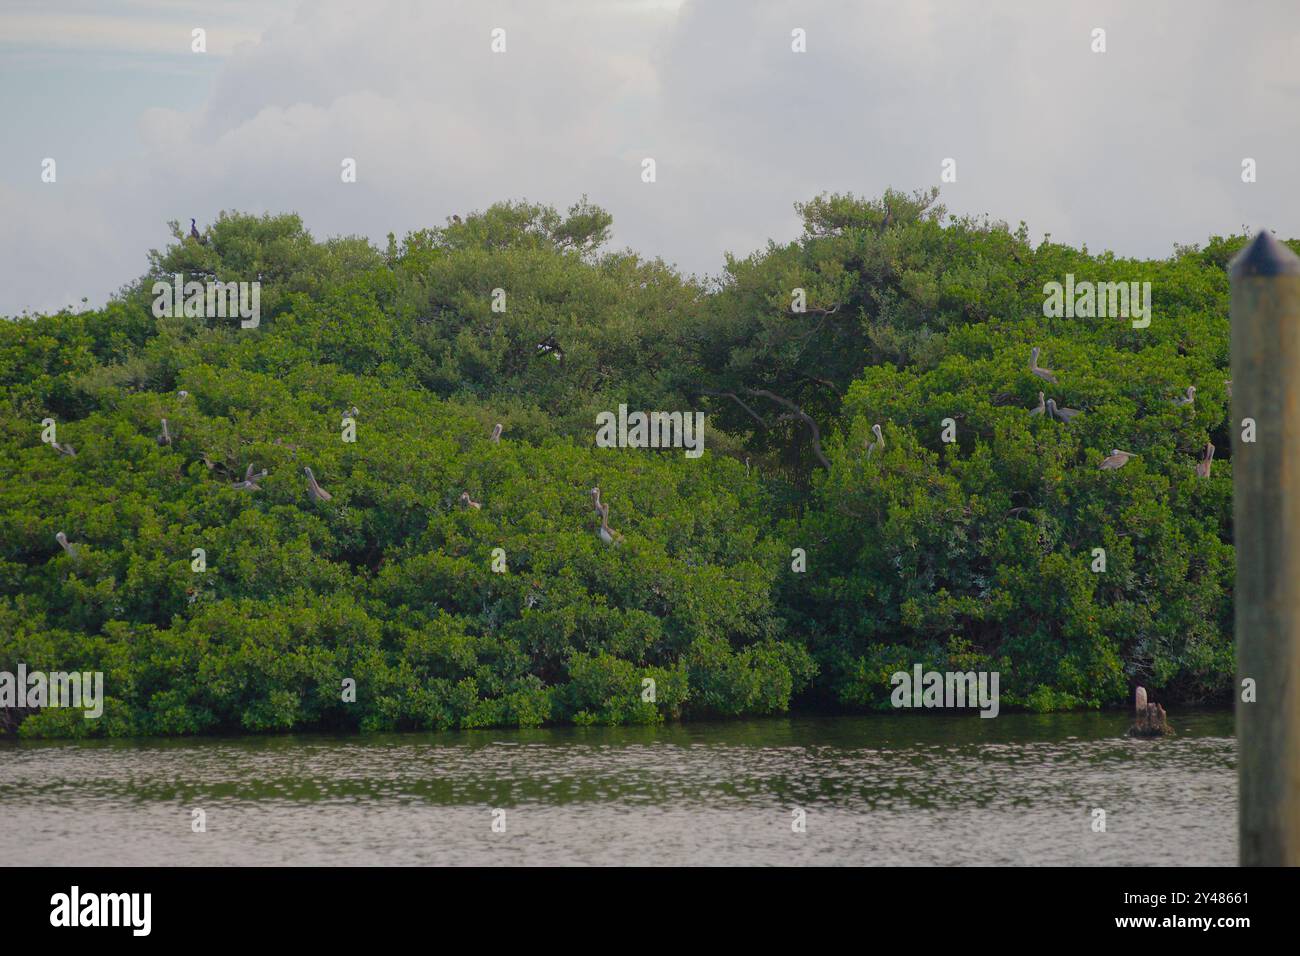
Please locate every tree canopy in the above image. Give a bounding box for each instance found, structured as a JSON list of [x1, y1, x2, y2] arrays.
[[0, 193, 1255, 736]]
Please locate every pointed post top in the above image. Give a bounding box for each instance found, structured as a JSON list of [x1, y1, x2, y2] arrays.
[[1230, 230, 1300, 279]]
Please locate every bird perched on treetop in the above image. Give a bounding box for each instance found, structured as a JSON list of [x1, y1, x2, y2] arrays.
[[304, 467, 332, 502], [1099, 449, 1136, 471], [1046, 398, 1080, 423], [1029, 347, 1058, 385], [865, 423, 884, 459], [232, 464, 266, 490], [596, 499, 623, 546], [1196, 442, 1215, 478]]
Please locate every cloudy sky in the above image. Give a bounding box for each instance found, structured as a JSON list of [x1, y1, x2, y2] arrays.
[[2, 0, 1298, 316]]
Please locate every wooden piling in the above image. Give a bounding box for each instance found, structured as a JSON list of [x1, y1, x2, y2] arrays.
[[1230, 230, 1300, 866]]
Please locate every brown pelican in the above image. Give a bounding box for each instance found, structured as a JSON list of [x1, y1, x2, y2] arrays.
[[1029, 347, 1058, 385], [1099, 449, 1136, 471], [157, 418, 172, 446], [459, 492, 481, 510], [54, 531, 77, 557], [232, 464, 266, 490], [1173, 386, 1196, 407], [1196, 441, 1215, 478], [1029, 392, 1045, 416], [490, 423, 503, 443], [1129, 685, 1172, 736], [304, 467, 332, 502], [865, 423, 884, 459], [51, 440, 76, 457], [1046, 398, 1080, 423], [189, 219, 207, 245], [590, 486, 603, 518], [596, 500, 623, 545]]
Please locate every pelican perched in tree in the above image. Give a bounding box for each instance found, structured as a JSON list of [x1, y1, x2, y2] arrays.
[[460, 492, 481, 510], [1196, 441, 1215, 478], [304, 467, 332, 502], [1029, 347, 1058, 385], [54, 531, 77, 557], [865, 423, 884, 459], [157, 418, 172, 447], [490, 423, 503, 443], [50, 440, 76, 457], [1099, 449, 1136, 471], [1046, 398, 1080, 423], [590, 486, 604, 518], [189, 218, 207, 245], [596, 500, 623, 545], [1173, 385, 1196, 407], [1029, 392, 1045, 416], [232, 463, 266, 490], [452, 215, 462, 225]]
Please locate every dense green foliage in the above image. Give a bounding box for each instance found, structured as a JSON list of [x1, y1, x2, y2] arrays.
[[0, 192, 1256, 736]]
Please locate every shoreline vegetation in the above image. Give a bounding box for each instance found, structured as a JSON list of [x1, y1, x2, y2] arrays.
[[0, 702, 1238, 746], [0, 189, 1255, 738]]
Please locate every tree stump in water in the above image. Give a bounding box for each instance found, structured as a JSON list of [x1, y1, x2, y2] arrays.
[[1128, 686, 1173, 737]]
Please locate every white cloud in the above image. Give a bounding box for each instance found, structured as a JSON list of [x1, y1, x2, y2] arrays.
[[3, 0, 1299, 315], [0, 5, 279, 56]]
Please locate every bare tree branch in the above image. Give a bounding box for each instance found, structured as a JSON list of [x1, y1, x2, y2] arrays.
[[787, 302, 840, 317], [795, 372, 843, 396], [701, 386, 833, 471], [744, 387, 831, 470], [702, 390, 769, 430]]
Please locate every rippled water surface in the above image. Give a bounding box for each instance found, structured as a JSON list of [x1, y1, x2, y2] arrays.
[[0, 711, 1235, 865]]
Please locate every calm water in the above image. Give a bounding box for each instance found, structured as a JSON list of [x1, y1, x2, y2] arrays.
[[0, 710, 1235, 866]]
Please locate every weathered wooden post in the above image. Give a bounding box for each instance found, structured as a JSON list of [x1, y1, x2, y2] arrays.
[[1231, 230, 1300, 866]]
